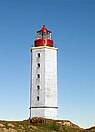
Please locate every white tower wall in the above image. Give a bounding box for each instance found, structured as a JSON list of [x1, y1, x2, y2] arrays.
[[30, 46, 58, 119]]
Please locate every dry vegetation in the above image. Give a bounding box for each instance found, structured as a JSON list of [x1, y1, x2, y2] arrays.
[[0, 117, 94, 132]]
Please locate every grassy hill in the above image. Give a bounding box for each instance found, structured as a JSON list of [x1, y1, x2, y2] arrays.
[[0, 117, 94, 132]]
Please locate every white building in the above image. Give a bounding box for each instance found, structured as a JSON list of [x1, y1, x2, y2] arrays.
[[30, 25, 58, 119]]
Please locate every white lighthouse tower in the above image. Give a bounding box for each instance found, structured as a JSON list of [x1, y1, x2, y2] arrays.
[[30, 25, 58, 119]]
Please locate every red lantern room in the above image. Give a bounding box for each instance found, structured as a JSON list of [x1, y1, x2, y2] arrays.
[[34, 25, 54, 47]]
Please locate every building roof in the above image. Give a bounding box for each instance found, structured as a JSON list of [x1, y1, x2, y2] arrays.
[[37, 25, 51, 33]]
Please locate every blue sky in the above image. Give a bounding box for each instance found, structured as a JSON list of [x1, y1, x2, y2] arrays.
[[0, 0, 95, 128]]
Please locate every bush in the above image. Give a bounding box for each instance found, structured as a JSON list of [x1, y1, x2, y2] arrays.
[[49, 121, 63, 132]]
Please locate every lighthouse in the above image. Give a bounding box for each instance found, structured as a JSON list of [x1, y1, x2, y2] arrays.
[[30, 25, 58, 119]]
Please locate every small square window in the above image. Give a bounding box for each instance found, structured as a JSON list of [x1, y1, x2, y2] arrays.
[[37, 74, 40, 78], [37, 85, 40, 89], [37, 96, 39, 101], [38, 53, 40, 57], [37, 63, 40, 67]]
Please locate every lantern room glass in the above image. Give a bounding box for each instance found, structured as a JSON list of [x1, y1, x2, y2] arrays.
[[37, 32, 51, 39]]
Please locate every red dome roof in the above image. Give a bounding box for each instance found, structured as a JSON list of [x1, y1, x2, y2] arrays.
[[37, 25, 51, 33]]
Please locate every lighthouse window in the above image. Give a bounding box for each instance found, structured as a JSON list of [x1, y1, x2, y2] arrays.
[[37, 53, 40, 57], [37, 63, 40, 67], [37, 85, 40, 90], [37, 96, 39, 101], [37, 74, 40, 78], [37, 32, 42, 39], [48, 32, 51, 39], [43, 32, 47, 38]]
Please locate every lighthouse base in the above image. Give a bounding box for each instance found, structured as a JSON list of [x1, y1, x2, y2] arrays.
[[30, 107, 58, 120]]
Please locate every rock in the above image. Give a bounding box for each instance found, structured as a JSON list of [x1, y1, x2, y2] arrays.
[[7, 123, 14, 127], [0, 123, 4, 127], [63, 121, 71, 126], [9, 128, 18, 132], [28, 125, 38, 130], [19, 125, 24, 129], [0, 126, 17, 132], [30, 117, 51, 124], [0, 128, 3, 131], [2, 128, 9, 132], [57, 120, 80, 129]]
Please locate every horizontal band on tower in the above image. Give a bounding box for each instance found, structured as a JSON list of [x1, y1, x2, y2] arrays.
[[31, 46, 58, 51], [29, 106, 58, 109]]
